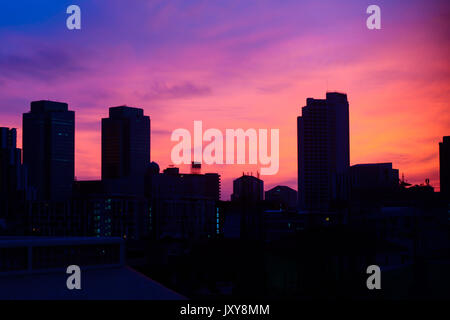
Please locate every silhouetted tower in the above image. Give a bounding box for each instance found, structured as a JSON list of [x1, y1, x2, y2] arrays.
[[102, 106, 150, 180], [23, 101, 74, 201], [297, 92, 350, 211], [439, 136, 450, 198]]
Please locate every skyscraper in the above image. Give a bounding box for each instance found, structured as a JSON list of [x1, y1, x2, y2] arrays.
[[101, 106, 150, 180], [297, 92, 350, 211], [0, 127, 27, 223], [439, 136, 450, 198], [0, 127, 17, 149], [23, 101, 75, 201], [0, 128, 23, 196], [230, 174, 265, 240]]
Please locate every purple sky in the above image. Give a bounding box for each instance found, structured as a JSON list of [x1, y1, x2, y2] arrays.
[[0, 0, 449, 198]]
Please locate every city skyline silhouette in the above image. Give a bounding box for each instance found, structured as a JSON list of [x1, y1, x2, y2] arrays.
[[0, 0, 449, 302], [0, 94, 443, 200], [1, 1, 448, 199]]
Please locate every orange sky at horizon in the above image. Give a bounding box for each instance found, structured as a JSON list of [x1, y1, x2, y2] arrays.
[[0, 0, 448, 199]]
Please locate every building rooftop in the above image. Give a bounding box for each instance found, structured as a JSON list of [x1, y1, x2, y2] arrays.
[[266, 185, 297, 192], [30, 100, 69, 113], [0, 236, 122, 247], [0, 266, 185, 300], [351, 162, 393, 167], [234, 174, 263, 182], [0, 236, 184, 300], [108, 106, 144, 118]]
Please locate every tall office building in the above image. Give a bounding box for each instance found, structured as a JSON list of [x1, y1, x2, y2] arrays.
[[0, 127, 17, 149], [439, 136, 450, 198], [297, 92, 350, 211], [0, 128, 24, 196], [102, 106, 150, 180], [230, 174, 264, 240], [23, 101, 75, 201], [0, 128, 25, 219]]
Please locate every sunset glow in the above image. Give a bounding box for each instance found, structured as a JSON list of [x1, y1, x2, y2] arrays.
[[1, 0, 448, 198]]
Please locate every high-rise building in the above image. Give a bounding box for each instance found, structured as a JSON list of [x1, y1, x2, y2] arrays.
[[0, 127, 29, 230], [439, 136, 450, 198], [297, 92, 350, 211], [102, 106, 150, 180], [23, 101, 75, 201], [0, 128, 24, 198], [230, 174, 264, 240], [0, 127, 17, 149]]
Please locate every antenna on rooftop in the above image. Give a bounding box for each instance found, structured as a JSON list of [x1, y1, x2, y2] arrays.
[[191, 161, 201, 174]]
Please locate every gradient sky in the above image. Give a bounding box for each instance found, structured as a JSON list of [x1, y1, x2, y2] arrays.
[[0, 0, 449, 199]]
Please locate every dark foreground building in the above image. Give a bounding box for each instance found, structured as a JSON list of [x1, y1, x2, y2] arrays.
[[440, 136, 450, 198], [146, 165, 221, 240], [0, 127, 31, 234], [350, 163, 399, 201], [0, 237, 183, 299]]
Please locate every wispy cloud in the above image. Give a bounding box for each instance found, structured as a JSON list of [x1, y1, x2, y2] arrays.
[[140, 82, 212, 100], [0, 48, 89, 81], [0, 0, 448, 198]]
